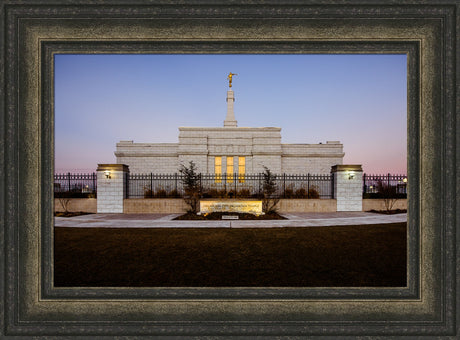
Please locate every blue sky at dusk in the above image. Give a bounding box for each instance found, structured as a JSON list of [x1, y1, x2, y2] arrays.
[[55, 54, 407, 174]]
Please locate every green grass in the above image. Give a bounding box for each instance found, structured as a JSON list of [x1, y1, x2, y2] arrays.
[[54, 223, 406, 287]]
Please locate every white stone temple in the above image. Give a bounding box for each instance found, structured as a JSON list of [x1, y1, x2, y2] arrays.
[[115, 79, 344, 175]]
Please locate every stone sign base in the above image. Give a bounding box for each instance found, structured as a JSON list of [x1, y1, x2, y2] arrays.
[[199, 200, 263, 215]]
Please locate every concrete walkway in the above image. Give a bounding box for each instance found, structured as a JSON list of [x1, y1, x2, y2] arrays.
[[55, 212, 407, 228]]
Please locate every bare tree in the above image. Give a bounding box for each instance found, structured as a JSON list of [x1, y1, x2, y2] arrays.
[[377, 180, 398, 212], [56, 184, 71, 215]]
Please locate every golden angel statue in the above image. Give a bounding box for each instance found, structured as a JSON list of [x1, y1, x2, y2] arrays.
[[227, 72, 238, 88]]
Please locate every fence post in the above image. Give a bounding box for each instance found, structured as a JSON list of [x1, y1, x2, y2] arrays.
[[150, 173, 153, 194], [331, 173, 334, 198], [92, 172, 96, 194], [283, 173, 286, 198], [175, 173, 178, 193], [67, 172, 71, 192], [331, 165, 363, 211], [307, 173, 310, 198], [363, 173, 366, 194], [96, 164, 130, 213]]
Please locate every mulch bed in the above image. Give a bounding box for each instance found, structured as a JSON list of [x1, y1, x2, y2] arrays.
[[369, 209, 407, 215], [173, 211, 286, 220], [54, 223, 406, 287], [54, 211, 93, 217]]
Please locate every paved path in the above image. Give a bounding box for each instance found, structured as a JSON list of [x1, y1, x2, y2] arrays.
[[55, 212, 407, 228]]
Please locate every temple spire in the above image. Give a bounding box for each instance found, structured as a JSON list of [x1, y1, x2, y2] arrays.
[[224, 73, 238, 127]]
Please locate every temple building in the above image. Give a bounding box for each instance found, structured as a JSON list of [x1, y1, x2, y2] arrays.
[[115, 74, 344, 175]]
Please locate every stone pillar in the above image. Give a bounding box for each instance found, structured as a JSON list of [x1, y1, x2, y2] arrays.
[[96, 164, 129, 213], [224, 89, 237, 127], [331, 164, 363, 212]]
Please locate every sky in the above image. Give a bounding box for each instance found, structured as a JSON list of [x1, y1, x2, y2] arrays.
[[54, 54, 407, 174]]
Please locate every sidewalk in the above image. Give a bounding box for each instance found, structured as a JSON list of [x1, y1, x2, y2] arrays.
[[55, 212, 407, 228]]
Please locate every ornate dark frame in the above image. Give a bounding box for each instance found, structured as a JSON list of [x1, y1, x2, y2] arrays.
[[1, 1, 458, 338]]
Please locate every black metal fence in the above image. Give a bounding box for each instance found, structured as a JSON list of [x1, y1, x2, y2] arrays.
[[362, 173, 407, 198], [126, 173, 334, 199], [53, 172, 408, 199], [54, 173, 97, 197]]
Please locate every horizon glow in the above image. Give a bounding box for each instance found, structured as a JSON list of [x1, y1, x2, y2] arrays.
[[55, 54, 407, 174]]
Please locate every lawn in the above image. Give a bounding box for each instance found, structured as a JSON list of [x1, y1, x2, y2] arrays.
[[54, 223, 406, 287]]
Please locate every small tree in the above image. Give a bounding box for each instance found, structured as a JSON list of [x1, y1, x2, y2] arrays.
[[261, 166, 280, 213], [56, 184, 71, 215], [377, 180, 398, 212], [179, 161, 202, 214]]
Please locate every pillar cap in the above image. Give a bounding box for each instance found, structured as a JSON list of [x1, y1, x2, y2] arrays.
[[97, 164, 129, 172], [331, 164, 363, 172]]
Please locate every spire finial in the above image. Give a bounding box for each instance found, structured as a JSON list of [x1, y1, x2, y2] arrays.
[[227, 72, 237, 88]]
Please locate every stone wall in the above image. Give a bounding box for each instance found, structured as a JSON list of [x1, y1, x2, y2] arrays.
[[54, 198, 97, 213], [124, 198, 189, 214], [124, 198, 337, 214], [278, 199, 336, 212], [362, 199, 407, 211], [53, 198, 407, 214]]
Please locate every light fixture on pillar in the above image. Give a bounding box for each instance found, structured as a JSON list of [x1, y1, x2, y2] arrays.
[[348, 171, 355, 180], [104, 170, 111, 179], [403, 177, 407, 183]]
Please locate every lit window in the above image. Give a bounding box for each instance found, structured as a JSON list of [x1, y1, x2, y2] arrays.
[[215, 157, 222, 183], [238, 157, 245, 183], [227, 156, 234, 183]]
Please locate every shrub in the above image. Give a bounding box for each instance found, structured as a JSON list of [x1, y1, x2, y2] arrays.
[[168, 189, 181, 198], [155, 189, 168, 198], [238, 188, 251, 198], [294, 188, 307, 198], [284, 187, 294, 198], [144, 188, 154, 198], [308, 187, 320, 199]]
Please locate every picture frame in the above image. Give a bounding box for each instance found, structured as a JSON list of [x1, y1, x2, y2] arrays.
[[1, 1, 458, 337]]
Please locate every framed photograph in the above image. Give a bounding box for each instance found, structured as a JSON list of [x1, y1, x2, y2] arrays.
[[1, 1, 458, 337], [52, 52, 408, 289]]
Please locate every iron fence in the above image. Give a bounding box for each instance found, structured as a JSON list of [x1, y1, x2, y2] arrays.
[[126, 172, 334, 199], [54, 172, 408, 199], [127, 173, 182, 198], [362, 173, 407, 197], [54, 172, 97, 197]]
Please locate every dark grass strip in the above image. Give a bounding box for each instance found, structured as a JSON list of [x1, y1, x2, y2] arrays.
[[54, 223, 406, 287]]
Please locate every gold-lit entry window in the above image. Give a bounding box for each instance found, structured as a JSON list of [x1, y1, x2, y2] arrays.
[[215, 157, 222, 183], [238, 157, 245, 183], [226, 156, 234, 183]]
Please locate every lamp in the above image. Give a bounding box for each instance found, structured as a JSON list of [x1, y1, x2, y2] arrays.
[[348, 171, 355, 180], [403, 177, 407, 183], [104, 170, 111, 179]]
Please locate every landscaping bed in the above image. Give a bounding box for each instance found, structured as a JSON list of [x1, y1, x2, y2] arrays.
[[368, 209, 407, 215], [173, 211, 287, 220], [54, 211, 93, 218]]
